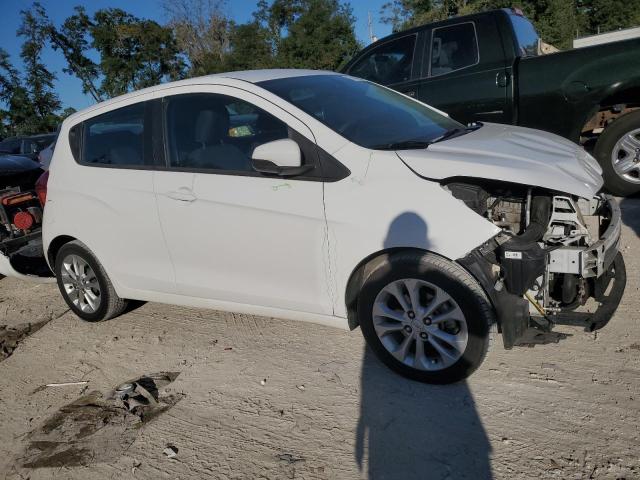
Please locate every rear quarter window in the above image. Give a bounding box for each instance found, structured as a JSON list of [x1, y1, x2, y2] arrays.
[[80, 103, 147, 167]]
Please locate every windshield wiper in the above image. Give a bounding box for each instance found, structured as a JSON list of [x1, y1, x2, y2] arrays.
[[372, 123, 483, 151], [431, 122, 484, 144], [371, 140, 433, 151]]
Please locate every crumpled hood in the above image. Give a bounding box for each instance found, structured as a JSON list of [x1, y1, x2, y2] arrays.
[[396, 123, 603, 198]]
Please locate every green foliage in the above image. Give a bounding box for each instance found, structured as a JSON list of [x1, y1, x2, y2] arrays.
[[91, 9, 185, 98]]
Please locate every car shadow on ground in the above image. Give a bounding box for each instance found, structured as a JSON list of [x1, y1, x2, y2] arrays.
[[354, 212, 492, 479], [356, 347, 492, 479], [620, 194, 640, 237]]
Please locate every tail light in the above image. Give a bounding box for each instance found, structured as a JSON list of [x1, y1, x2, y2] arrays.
[[35, 170, 49, 207]]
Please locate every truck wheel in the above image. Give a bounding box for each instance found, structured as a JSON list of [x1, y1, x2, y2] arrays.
[[357, 251, 495, 384], [594, 110, 640, 196], [55, 241, 128, 322]]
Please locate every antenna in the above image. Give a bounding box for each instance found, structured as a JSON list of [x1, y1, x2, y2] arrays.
[[368, 11, 378, 43]]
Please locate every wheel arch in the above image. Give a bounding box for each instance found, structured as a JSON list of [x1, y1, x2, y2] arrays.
[[47, 235, 77, 268], [580, 90, 640, 144], [344, 247, 456, 330]]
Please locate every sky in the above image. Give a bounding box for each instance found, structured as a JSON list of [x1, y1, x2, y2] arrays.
[[0, 0, 392, 110]]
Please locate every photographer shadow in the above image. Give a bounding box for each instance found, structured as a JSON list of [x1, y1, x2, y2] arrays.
[[355, 212, 492, 479]]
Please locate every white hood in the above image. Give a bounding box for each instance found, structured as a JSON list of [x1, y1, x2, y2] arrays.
[[396, 123, 603, 198]]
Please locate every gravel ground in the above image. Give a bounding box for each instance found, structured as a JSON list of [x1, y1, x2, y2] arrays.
[[0, 197, 638, 480]]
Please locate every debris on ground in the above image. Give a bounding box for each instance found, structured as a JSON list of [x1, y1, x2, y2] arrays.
[[0, 320, 48, 361], [163, 445, 179, 459], [296, 384, 305, 391], [277, 453, 305, 464], [260, 378, 267, 386], [31, 381, 89, 394], [19, 372, 183, 468]]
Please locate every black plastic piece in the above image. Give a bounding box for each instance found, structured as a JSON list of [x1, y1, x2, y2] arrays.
[[446, 182, 489, 215], [251, 159, 315, 177], [458, 246, 530, 349], [497, 241, 546, 296]]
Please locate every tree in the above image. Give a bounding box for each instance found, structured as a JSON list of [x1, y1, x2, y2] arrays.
[[225, 21, 274, 71], [91, 9, 185, 98], [46, 6, 102, 102], [163, 0, 232, 75], [17, 3, 61, 134], [256, 0, 359, 70]]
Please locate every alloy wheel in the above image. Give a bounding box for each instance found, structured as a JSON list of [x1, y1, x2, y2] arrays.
[[60, 254, 101, 314], [611, 128, 640, 183], [372, 278, 468, 371]]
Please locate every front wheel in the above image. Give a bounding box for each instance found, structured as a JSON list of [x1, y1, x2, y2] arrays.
[[357, 251, 495, 384], [55, 240, 128, 322], [594, 110, 640, 196]]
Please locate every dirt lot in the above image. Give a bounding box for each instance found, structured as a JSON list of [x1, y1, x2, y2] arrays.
[[0, 198, 638, 480]]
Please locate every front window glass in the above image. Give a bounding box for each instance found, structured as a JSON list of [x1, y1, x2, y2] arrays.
[[348, 35, 416, 85], [430, 23, 479, 76], [510, 15, 540, 57], [83, 103, 146, 166], [165, 93, 289, 172], [259, 75, 462, 150]]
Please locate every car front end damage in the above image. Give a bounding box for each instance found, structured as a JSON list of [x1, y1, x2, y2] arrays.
[[452, 181, 625, 348]]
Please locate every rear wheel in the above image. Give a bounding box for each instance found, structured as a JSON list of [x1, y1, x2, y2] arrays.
[[594, 110, 640, 196], [55, 241, 128, 322], [357, 251, 495, 384]]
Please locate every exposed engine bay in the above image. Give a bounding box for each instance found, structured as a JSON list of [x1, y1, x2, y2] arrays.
[[449, 180, 626, 348], [0, 187, 52, 277]]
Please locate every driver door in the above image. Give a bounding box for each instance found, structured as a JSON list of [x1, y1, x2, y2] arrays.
[[153, 86, 332, 315]]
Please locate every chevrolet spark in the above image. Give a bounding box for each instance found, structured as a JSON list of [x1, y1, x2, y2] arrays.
[[0, 71, 625, 384]]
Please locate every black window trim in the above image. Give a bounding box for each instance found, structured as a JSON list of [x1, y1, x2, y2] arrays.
[[158, 92, 349, 182], [347, 33, 418, 87], [67, 91, 350, 182], [428, 21, 480, 78]]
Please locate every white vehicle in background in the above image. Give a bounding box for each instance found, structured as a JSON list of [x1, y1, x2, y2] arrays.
[[0, 70, 625, 384], [37, 139, 56, 169]]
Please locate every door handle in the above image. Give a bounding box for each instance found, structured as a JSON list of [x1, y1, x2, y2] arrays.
[[496, 71, 510, 88], [166, 188, 197, 202]]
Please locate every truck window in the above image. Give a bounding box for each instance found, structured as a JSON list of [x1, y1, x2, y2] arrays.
[[509, 15, 540, 57], [348, 34, 416, 86], [430, 22, 479, 77]]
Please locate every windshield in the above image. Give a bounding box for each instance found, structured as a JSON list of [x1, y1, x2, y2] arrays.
[[258, 75, 463, 149]]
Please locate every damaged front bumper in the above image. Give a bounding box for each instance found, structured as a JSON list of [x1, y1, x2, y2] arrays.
[[459, 195, 625, 349]]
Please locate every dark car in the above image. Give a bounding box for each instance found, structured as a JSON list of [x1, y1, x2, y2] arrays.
[[343, 8, 640, 196], [0, 133, 56, 161]]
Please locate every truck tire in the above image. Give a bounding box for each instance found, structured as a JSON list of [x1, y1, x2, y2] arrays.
[[357, 251, 495, 384], [55, 240, 128, 322], [594, 110, 640, 196]]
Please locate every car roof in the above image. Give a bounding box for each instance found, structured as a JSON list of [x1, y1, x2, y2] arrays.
[[64, 69, 340, 124]]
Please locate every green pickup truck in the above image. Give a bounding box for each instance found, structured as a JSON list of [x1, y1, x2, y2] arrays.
[[343, 8, 640, 196]]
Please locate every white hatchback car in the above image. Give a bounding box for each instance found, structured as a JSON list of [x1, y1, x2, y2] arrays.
[[0, 70, 625, 383]]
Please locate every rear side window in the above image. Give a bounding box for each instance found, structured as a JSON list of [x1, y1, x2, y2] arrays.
[[430, 22, 479, 76], [164, 93, 290, 173], [509, 15, 540, 57], [82, 103, 146, 166], [348, 35, 416, 86]]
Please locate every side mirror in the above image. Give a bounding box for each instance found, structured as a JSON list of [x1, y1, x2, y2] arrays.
[[251, 139, 313, 177]]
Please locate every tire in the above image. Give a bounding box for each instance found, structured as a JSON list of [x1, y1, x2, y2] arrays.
[[594, 110, 640, 197], [357, 251, 495, 384], [55, 240, 128, 322]]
